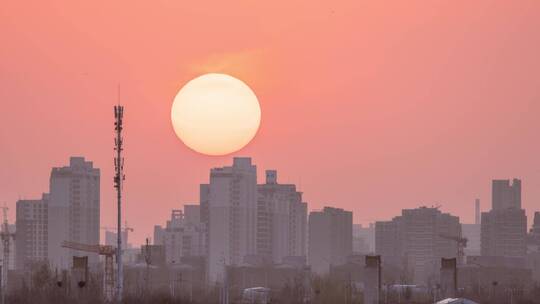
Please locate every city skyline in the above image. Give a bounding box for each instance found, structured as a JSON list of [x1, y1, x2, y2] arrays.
[[6, 154, 538, 246], [2, 2, 540, 247]]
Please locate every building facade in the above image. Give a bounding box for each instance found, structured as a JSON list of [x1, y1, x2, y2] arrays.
[[256, 170, 307, 263], [48, 157, 100, 269], [492, 179, 521, 210], [153, 208, 206, 265], [16, 196, 49, 269], [308, 207, 353, 275], [375, 207, 461, 284], [206, 157, 258, 282], [481, 179, 527, 258]]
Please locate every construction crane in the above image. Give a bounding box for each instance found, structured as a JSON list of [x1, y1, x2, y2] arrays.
[[0, 206, 15, 304], [61, 241, 116, 301], [439, 234, 468, 264]]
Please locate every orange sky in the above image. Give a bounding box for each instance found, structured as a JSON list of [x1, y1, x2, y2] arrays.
[[1, 1, 540, 245]]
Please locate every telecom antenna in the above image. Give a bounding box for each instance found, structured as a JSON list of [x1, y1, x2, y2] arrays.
[[114, 89, 125, 302]]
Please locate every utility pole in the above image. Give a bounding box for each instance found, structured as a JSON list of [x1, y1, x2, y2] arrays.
[[114, 98, 125, 302]]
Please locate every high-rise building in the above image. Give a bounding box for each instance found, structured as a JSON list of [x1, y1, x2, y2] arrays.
[[184, 204, 201, 225], [256, 170, 307, 263], [353, 223, 375, 254], [481, 178, 527, 258], [308, 207, 353, 275], [48, 157, 100, 269], [375, 207, 461, 284], [153, 208, 206, 264], [481, 208, 527, 257], [492, 179, 521, 210], [206, 157, 257, 282], [15, 194, 49, 270]]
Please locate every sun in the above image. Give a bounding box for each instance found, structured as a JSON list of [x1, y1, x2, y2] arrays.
[[171, 73, 261, 156]]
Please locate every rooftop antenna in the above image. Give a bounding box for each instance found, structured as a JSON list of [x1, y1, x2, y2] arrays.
[[114, 85, 125, 302]]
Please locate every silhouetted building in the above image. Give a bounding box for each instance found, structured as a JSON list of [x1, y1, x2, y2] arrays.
[[375, 207, 461, 284], [206, 157, 257, 282], [153, 208, 206, 264], [492, 179, 521, 210], [353, 223, 375, 254], [481, 208, 527, 257], [256, 170, 307, 263], [184, 204, 201, 225], [481, 179, 527, 258], [48, 157, 100, 269], [308, 207, 353, 275], [16, 195, 49, 269]]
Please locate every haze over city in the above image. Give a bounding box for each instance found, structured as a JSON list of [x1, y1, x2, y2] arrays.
[[1, 1, 540, 304], [2, 1, 540, 246]]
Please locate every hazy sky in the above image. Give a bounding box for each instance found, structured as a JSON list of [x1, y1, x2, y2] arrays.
[[1, 1, 539, 244]]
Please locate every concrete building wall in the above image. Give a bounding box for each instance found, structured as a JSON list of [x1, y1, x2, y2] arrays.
[[156, 209, 206, 265], [16, 197, 48, 270], [48, 157, 100, 269], [481, 208, 527, 257], [207, 157, 257, 282], [308, 207, 353, 275], [256, 170, 307, 263], [375, 207, 460, 285], [492, 179, 521, 210]]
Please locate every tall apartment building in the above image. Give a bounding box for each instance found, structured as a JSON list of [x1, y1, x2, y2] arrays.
[[256, 170, 307, 263], [48, 157, 100, 269], [206, 157, 257, 282], [492, 179, 521, 210], [308, 207, 353, 275], [153, 208, 206, 264], [15, 194, 49, 269], [481, 179, 527, 258], [375, 207, 461, 284]]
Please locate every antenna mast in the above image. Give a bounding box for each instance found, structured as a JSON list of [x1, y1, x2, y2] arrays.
[[114, 92, 125, 302]]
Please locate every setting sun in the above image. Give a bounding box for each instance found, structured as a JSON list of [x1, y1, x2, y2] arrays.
[[171, 73, 261, 156]]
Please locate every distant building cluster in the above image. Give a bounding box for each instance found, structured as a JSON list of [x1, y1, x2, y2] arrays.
[[15, 157, 100, 270], [9, 156, 540, 302], [152, 157, 352, 283]]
